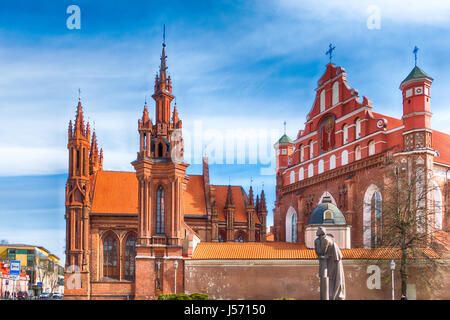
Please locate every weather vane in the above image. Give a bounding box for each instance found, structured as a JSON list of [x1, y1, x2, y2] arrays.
[[413, 46, 419, 67], [326, 43, 336, 63], [163, 24, 166, 46]]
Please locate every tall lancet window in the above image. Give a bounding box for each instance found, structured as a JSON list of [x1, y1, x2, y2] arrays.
[[371, 191, 382, 247], [103, 234, 118, 279], [156, 186, 165, 234], [291, 213, 297, 243], [124, 234, 136, 280]]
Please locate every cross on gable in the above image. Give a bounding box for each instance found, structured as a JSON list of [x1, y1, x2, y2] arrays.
[[413, 46, 419, 66], [326, 43, 336, 63]]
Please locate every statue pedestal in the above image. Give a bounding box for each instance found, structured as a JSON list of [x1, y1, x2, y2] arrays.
[[318, 256, 329, 300], [320, 276, 329, 300]]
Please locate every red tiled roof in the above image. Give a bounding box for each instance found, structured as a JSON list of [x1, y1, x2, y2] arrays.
[[372, 112, 403, 131], [183, 175, 207, 216], [191, 242, 439, 260], [214, 186, 260, 224], [90, 171, 258, 226], [433, 130, 450, 166], [91, 171, 139, 214]]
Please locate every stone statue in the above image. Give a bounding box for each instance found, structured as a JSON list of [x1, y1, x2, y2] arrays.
[[314, 227, 346, 300]]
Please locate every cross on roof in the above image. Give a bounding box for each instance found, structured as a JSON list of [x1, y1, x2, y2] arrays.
[[326, 43, 336, 63], [413, 46, 419, 66], [163, 24, 166, 46]]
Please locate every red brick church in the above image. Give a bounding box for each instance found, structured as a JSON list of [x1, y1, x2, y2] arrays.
[[64, 39, 450, 300], [64, 41, 268, 299], [273, 57, 449, 249]]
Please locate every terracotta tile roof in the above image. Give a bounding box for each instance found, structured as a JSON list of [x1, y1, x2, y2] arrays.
[[183, 175, 207, 216], [214, 186, 260, 224], [191, 242, 439, 260], [89, 171, 260, 227], [91, 171, 139, 214], [372, 112, 403, 131], [433, 130, 450, 166]]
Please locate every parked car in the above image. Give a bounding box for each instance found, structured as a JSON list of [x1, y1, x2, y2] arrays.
[[52, 292, 63, 299], [40, 292, 50, 299], [17, 291, 28, 300]]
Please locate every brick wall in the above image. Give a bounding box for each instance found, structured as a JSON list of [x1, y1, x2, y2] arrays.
[[185, 259, 450, 300]]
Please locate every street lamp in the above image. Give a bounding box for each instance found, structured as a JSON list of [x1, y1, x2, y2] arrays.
[[173, 261, 178, 294], [390, 260, 396, 300]]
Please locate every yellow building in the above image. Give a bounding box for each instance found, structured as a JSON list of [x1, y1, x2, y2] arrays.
[[0, 244, 64, 296]]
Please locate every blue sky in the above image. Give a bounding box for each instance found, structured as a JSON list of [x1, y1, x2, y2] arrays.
[[0, 0, 449, 263]]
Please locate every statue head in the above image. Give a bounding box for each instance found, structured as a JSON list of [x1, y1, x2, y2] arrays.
[[316, 226, 327, 237]]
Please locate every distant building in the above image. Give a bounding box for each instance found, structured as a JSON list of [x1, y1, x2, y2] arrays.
[[0, 244, 64, 296]]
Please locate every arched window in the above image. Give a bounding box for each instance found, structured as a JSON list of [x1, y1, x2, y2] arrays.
[[363, 185, 382, 248], [103, 234, 119, 279], [368, 140, 375, 155], [355, 145, 361, 161], [124, 234, 136, 280], [318, 191, 337, 205], [370, 191, 382, 247], [308, 163, 314, 178], [318, 159, 324, 174], [332, 81, 339, 106], [290, 171, 295, 184], [330, 155, 336, 170], [433, 181, 443, 230], [291, 213, 297, 243], [343, 124, 348, 144], [320, 90, 325, 112], [156, 186, 165, 234], [158, 142, 163, 157], [285, 207, 297, 243], [218, 230, 226, 242], [299, 167, 304, 181], [355, 118, 361, 139], [341, 150, 348, 166], [300, 145, 304, 162], [309, 140, 314, 159]]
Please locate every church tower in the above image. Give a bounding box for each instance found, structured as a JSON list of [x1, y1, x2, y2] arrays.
[[132, 37, 188, 299], [64, 98, 92, 299], [398, 47, 435, 236]]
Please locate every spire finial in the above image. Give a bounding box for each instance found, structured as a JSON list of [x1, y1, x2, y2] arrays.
[[413, 46, 419, 67], [326, 43, 336, 63], [283, 121, 286, 135], [78, 88, 81, 101], [163, 24, 166, 47], [145, 95, 147, 105]]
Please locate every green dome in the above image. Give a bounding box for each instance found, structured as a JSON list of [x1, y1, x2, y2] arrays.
[[401, 66, 433, 84], [278, 134, 292, 144], [307, 196, 346, 225]]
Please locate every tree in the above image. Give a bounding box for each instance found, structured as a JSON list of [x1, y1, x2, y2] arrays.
[[369, 159, 447, 297]]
